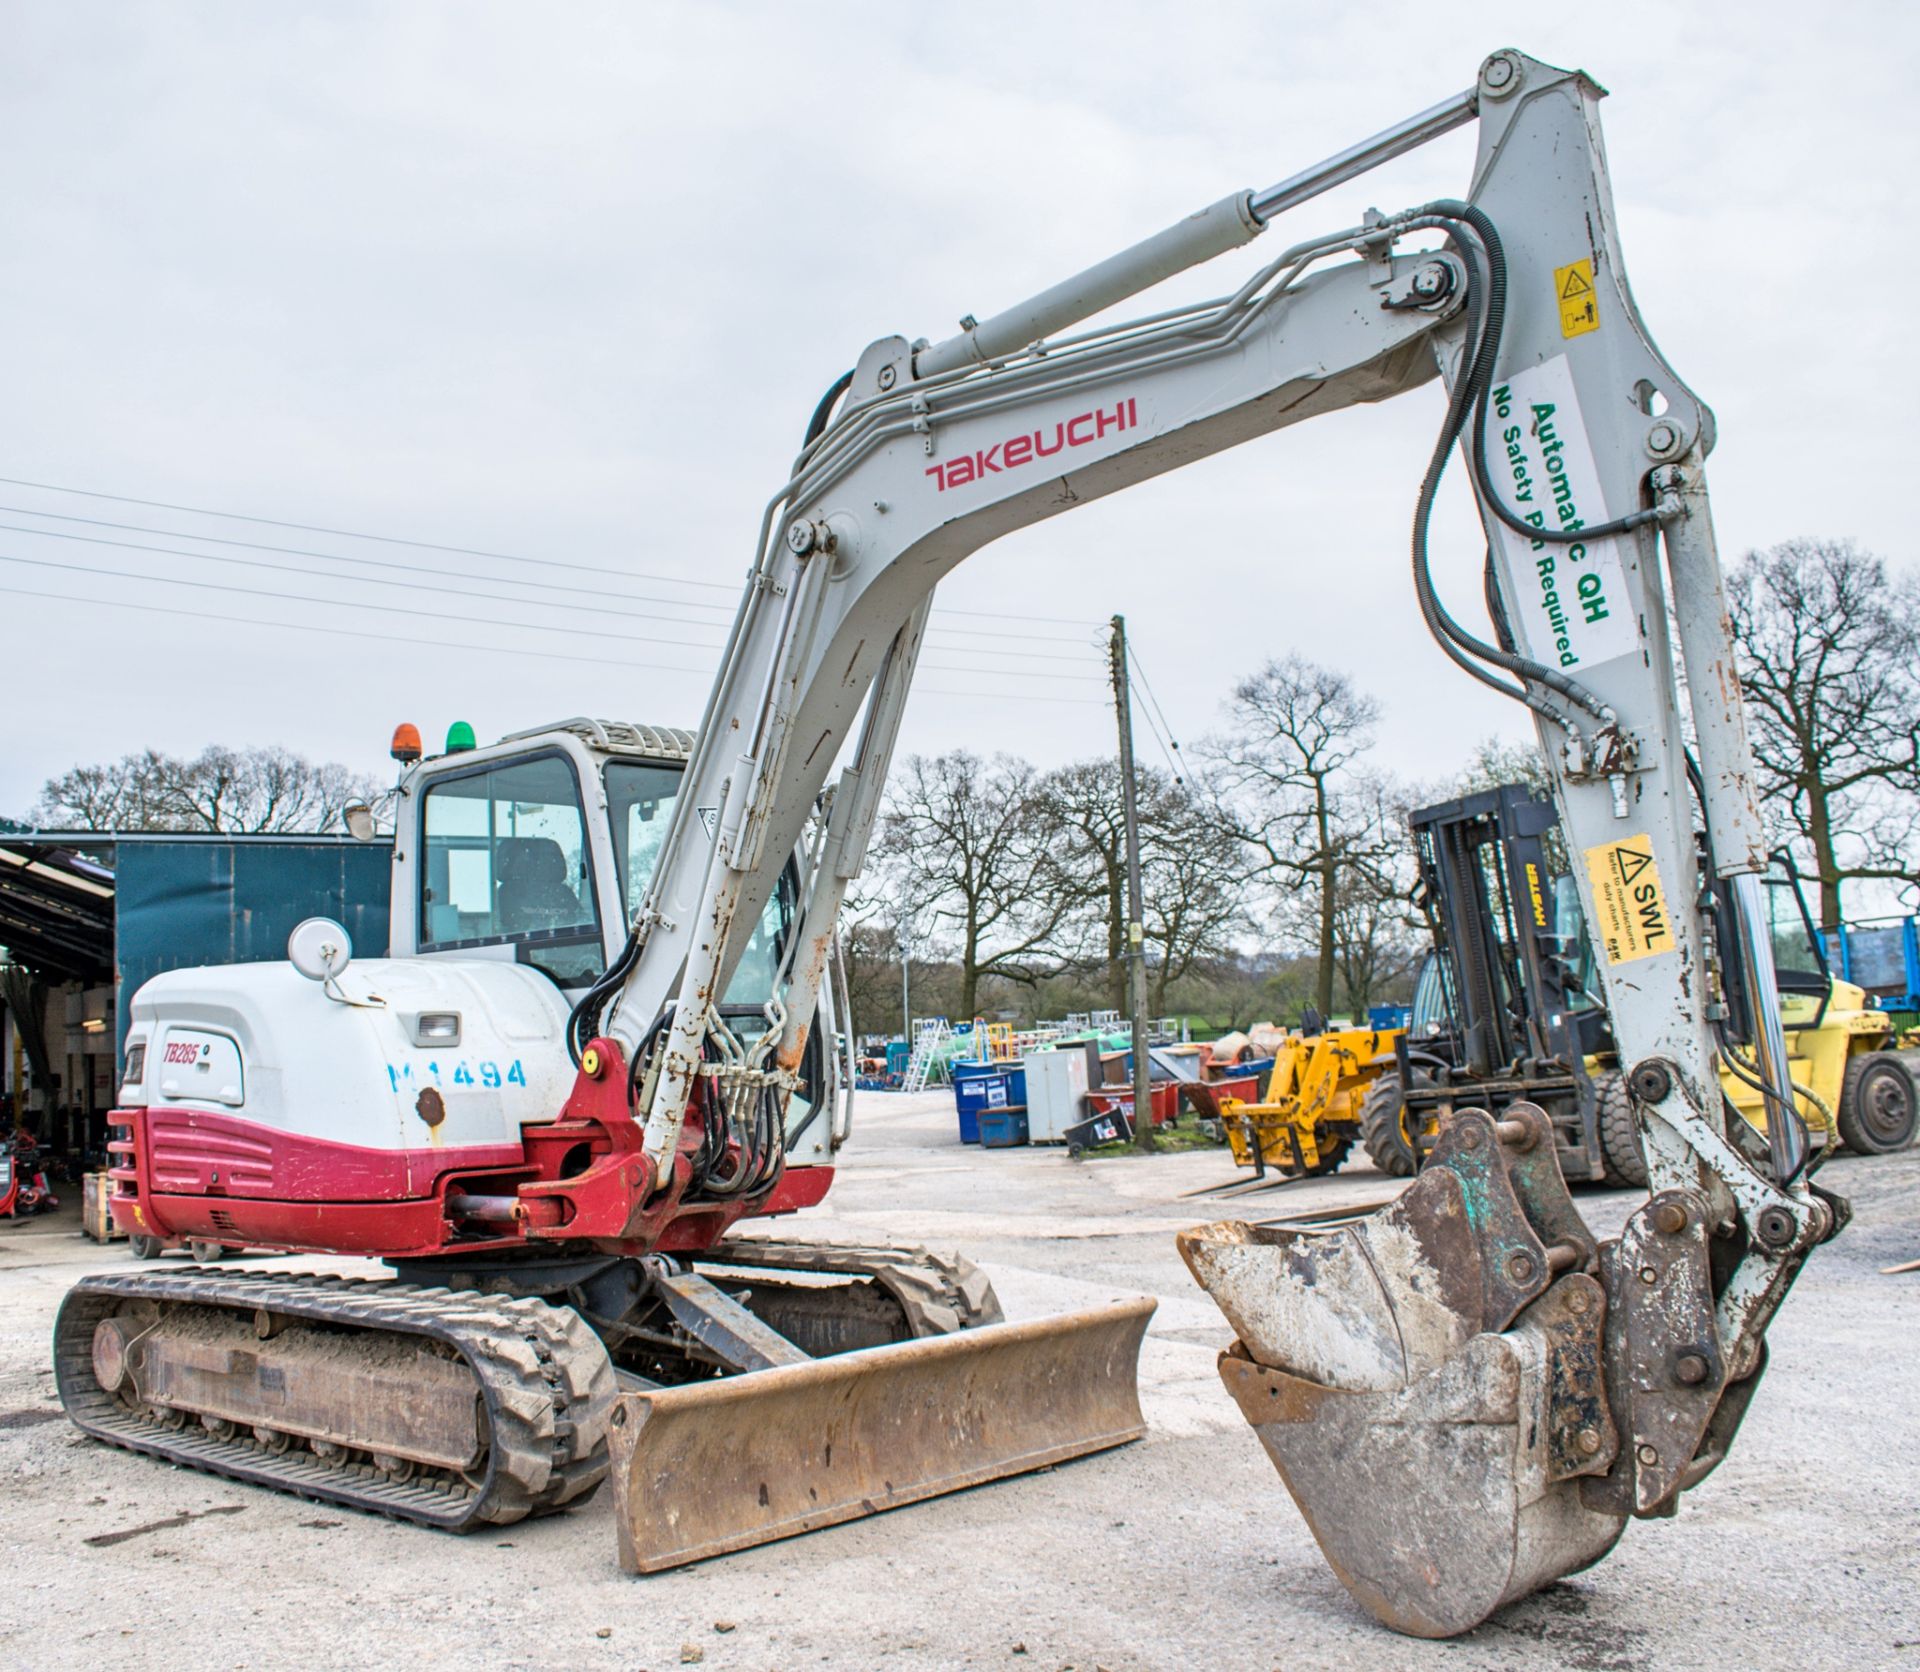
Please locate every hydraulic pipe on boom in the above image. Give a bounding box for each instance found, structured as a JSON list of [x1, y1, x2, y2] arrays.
[[593, 45, 1825, 1637], [60, 46, 1837, 1645]]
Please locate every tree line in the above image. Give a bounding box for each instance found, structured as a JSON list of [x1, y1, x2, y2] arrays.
[[24, 745, 381, 835], [11, 539, 1917, 1033], [844, 538, 1920, 1036]]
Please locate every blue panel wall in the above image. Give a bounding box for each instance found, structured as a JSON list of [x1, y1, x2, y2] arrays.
[[112, 839, 393, 1055]]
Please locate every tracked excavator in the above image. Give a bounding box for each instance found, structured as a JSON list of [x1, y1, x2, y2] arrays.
[[59, 48, 1841, 1639]]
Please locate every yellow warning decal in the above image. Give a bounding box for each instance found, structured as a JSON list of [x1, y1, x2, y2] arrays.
[[1556, 257, 1599, 338], [1584, 833, 1673, 964]]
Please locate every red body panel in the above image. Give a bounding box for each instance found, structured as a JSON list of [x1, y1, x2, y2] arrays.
[[108, 1038, 834, 1260]]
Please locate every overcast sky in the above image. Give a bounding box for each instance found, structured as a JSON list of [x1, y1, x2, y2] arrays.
[[1, 1, 1913, 820]]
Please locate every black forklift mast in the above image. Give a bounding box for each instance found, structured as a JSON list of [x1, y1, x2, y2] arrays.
[[1396, 783, 1616, 1180]]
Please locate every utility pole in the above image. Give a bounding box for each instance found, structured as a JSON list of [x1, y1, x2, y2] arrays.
[[899, 932, 911, 1045], [1109, 615, 1156, 1154]]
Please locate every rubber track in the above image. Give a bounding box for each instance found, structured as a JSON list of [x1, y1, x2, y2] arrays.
[[699, 1238, 1005, 1334], [54, 1269, 615, 1531]]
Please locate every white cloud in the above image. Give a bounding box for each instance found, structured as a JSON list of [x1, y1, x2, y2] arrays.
[[0, 1, 1911, 814]]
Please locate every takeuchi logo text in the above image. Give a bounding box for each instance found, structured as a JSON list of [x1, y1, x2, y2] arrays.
[[924, 398, 1140, 492]]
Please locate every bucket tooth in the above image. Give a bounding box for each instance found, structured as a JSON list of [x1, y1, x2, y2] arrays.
[[1181, 1106, 1630, 1637], [606, 1296, 1154, 1572]]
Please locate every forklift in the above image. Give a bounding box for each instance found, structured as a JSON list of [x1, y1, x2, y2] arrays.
[[1358, 785, 1917, 1184], [1359, 784, 1631, 1182]]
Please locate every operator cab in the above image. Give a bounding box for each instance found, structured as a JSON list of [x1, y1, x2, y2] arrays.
[[390, 717, 796, 1006]]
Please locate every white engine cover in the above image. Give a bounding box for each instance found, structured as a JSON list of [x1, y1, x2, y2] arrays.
[[120, 958, 578, 1155]]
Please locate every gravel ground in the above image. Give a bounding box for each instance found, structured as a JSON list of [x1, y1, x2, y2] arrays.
[[0, 1092, 1913, 1671]]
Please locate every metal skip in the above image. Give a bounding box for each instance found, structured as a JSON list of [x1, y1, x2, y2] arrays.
[[1179, 1106, 1629, 1639], [606, 1296, 1155, 1572]]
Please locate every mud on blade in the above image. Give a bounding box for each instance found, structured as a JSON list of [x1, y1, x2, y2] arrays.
[[607, 1296, 1154, 1572]]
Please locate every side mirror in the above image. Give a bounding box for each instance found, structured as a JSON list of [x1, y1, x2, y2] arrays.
[[343, 800, 376, 842], [288, 917, 353, 982]]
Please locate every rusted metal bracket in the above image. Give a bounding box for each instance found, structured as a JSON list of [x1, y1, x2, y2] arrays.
[[1530, 1273, 1618, 1481], [1422, 1105, 1576, 1330], [1580, 1190, 1727, 1517], [651, 1265, 811, 1373]]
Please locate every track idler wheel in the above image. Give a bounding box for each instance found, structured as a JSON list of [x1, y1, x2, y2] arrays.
[[1179, 1103, 1629, 1638]]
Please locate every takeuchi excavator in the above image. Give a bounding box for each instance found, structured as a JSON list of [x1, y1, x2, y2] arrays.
[[59, 48, 1841, 1640]]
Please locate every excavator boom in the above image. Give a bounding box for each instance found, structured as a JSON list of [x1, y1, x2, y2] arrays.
[[61, 48, 1825, 1636], [588, 47, 1826, 1632]]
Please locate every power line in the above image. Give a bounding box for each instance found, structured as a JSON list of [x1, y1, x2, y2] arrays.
[[0, 475, 740, 592], [0, 500, 1105, 649], [0, 475, 1106, 634], [0, 504, 738, 615], [1125, 642, 1192, 777], [0, 581, 1106, 709], [0, 549, 725, 652], [916, 686, 1106, 708], [1129, 671, 1187, 785], [0, 520, 1102, 665], [0, 581, 719, 675], [0, 551, 1106, 685]]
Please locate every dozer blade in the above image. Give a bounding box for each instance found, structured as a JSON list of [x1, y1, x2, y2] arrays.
[[1180, 1105, 1629, 1639], [606, 1295, 1154, 1572]]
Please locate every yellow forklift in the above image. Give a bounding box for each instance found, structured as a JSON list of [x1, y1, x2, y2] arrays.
[[1359, 786, 1915, 1184], [1205, 1024, 1403, 1179]]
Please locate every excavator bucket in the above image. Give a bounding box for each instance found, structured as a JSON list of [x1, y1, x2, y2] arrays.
[[606, 1296, 1155, 1572], [1179, 1105, 1629, 1638]]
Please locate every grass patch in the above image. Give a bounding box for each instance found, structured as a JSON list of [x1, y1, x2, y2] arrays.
[[1078, 1118, 1225, 1159]]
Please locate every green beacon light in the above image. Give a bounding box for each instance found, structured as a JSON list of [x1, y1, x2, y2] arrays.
[[445, 721, 477, 754]]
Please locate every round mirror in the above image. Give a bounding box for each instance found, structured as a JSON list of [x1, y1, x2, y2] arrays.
[[287, 917, 353, 982], [343, 800, 376, 842]]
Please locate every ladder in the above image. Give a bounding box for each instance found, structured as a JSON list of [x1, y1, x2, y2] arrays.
[[901, 1017, 953, 1094]]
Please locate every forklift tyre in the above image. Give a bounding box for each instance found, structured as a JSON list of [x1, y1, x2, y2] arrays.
[[187, 1240, 229, 1264], [1359, 1075, 1417, 1178], [1595, 1070, 1648, 1188], [1836, 1053, 1918, 1154], [128, 1235, 164, 1261]]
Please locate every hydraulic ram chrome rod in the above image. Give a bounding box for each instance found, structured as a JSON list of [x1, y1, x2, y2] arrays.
[[914, 85, 1478, 380], [1247, 88, 1478, 221]]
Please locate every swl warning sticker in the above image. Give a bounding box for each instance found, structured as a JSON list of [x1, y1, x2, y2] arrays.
[[1584, 834, 1674, 965], [1485, 354, 1639, 674], [1555, 257, 1599, 338]]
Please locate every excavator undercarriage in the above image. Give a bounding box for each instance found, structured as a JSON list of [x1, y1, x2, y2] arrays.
[[59, 44, 1836, 1642], [57, 1239, 1151, 1568]]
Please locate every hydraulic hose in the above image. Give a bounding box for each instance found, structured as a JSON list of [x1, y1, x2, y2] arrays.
[[805, 369, 856, 446], [1403, 202, 1616, 727]]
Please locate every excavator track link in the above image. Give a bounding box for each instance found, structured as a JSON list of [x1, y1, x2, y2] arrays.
[[55, 1269, 616, 1531], [698, 1236, 1004, 1339]]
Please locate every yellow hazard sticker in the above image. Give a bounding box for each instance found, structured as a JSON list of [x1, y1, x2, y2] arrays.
[[1556, 257, 1599, 338], [1584, 834, 1674, 964]]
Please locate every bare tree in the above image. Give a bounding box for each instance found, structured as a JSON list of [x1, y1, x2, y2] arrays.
[[1036, 759, 1244, 1015], [1729, 540, 1920, 926], [1141, 784, 1245, 1015], [871, 751, 1075, 1019], [1326, 775, 1424, 1016], [1033, 759, 1132, 1012], [1457, 734, 1553, 800], [1207, 655, 1394, 1016], [30, 744, 382, 834], [28, 749, 177, 828]]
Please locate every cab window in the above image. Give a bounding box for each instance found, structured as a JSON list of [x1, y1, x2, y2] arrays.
[[420, 753, 602, 985], [605, 759, 795, 1007], [1765, 873, 1827, 986]]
